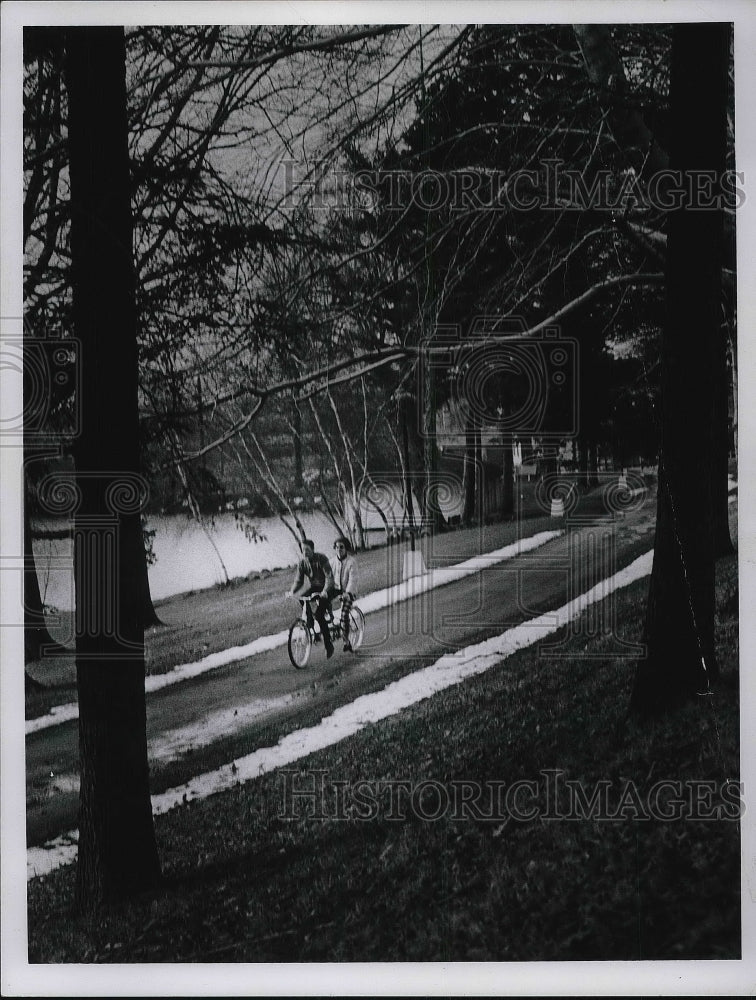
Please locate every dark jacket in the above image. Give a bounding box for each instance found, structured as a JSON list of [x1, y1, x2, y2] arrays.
[[291, 551, 334, 593]]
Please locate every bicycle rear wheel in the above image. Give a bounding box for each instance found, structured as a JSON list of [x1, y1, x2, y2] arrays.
[[288, 619, 313, 668], [348, 606, 365, 651]]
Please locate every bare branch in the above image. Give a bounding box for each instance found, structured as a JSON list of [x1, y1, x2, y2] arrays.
[[183, 25, 408, 70]]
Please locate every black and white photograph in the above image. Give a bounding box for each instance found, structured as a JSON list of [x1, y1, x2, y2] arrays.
[[2, 1, 755, 994]]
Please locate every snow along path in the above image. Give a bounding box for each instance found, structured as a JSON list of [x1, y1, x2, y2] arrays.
[[26, 546, 653, 880], [25, 529, 562, 735], [30, 695, 301, 808]]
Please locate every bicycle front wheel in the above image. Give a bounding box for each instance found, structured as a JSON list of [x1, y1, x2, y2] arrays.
[[348, 606, 366, 651], [288, 619, 313, 668]]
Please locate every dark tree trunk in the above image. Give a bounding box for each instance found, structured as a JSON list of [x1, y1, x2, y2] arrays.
[[66, 26, 161, 908], [474, 419, 482, 520], [588, 443, 600, 488], [612, 437, 624, 474], [401, 399, 417, 550], [462, 407, 476, 524], [578, 436, 592, 491], [581, 437, 599, 486], [292, 401, 303, 493], [713, 321, 734, 557], [727, 327, 737, 454], [631, 23, 728, 714], [502, 436, 514, 519], [421, 354, 441, 533]]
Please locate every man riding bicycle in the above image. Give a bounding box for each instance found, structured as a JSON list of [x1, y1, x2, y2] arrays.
[[287, 538, 335, 659]]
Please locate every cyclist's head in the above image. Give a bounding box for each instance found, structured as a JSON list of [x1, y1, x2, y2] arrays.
[[333, 536, 351, 558], [302, 538, 315, 555]]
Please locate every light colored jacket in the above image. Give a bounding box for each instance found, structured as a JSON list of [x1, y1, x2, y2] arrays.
[[332, 553, 358, 597]]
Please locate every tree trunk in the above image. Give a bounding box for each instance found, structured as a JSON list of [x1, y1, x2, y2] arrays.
[[501, 435, 514, 519], [588, 443, 600, 488], [292, 402, 303, 493], [350, 486, 366, 551], [714, 215, 736, 556], [727, 327, 737, 454], [462, 407, 476, 524], [578, 436, 591, 491], [713, 321, 734, 557], [66, 26, 161, 908], [401, 399, 417, 550], [474, 419, 483, 520], [631, 22, 728, 714], [421, 353, 441, 533], [582, 438, 599, 486]]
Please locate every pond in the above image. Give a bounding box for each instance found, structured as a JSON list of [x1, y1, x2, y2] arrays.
[[32, 509, 347, 612]]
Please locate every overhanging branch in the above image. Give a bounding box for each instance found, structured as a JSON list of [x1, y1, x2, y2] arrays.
[[166, 271, 665, 467]]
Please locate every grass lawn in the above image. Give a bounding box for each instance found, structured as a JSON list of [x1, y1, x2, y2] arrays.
[[26, 550, 740, 963]]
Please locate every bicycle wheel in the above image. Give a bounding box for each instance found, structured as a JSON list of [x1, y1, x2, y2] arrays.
[[288, 619, 313, 668], [348, 606, 365, 651]]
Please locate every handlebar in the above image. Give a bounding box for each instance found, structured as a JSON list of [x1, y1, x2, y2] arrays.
[[289, 593, 347, 603]]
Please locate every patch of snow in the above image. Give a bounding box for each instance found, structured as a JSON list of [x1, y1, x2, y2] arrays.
[[145, 631, 291, 694], [49, 773, 79, 795], [25, 703, 79, 735], [27, 830, 78, 880], [149, 695, 296, 762]]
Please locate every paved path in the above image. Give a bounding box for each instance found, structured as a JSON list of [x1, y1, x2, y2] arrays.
[[26, 500, 656, 852]]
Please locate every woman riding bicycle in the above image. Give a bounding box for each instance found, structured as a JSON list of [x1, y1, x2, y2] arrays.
[[330, 536, 358, 653]]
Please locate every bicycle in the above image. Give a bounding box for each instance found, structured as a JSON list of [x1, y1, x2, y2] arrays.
[[287, 594, 365, 669]]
